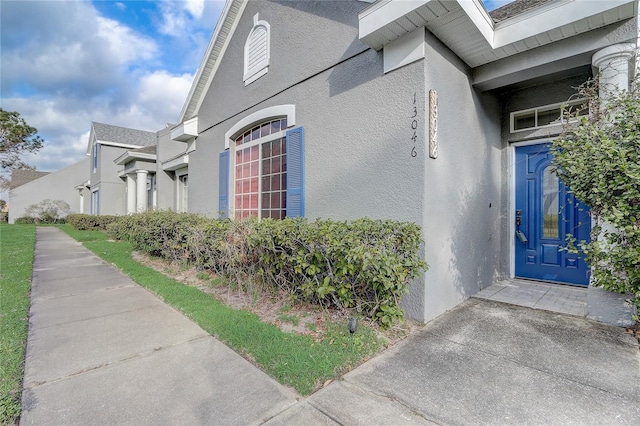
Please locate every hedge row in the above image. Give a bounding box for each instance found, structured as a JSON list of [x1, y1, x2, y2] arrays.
[[83, 211, 427, 326], [66, 214, 119, 230], [15, 216, 66, 224]]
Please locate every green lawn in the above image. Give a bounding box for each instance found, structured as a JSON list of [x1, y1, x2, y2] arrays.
[[58, 224, 384, 395], [0, 224, 35, 425]]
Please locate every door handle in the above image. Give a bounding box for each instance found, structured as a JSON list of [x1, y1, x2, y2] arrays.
[[515, 210, 527, 244], [516, 230, 528, 244]]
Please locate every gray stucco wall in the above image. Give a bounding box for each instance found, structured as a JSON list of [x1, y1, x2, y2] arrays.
[[186, 0, 504, 322], [416, 30, 502, 322], [156, 128, 184, 211], [92, 145, 128, 216], [9, 159, 90, 223]]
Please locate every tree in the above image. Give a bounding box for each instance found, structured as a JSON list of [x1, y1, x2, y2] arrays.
[[0, 108, 44, 172], [22, 199, 70, 223], [551, 78, 640, 313]]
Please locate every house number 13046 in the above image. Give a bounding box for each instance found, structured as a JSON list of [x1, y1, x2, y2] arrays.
[[410, 93, 418, 157]]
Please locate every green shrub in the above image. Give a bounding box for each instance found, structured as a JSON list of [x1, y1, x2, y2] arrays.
[[553, 78, 640, 311], [14, 216, 36, 224], [82, 211, 428, 327], [67, 214, 118, 230], [247, 218, 427, 327], [107, 211, 210, 264]]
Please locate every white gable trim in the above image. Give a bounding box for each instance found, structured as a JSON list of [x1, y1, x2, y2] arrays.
[[224, 104, 296, 149], [178, 0, 249, 123]]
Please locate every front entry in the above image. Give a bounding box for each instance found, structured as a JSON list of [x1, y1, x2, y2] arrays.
[[515, 144, 591, 286]]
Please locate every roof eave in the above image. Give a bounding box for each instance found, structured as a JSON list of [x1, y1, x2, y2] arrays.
[[177, 0, 247, 124], [358, 0, 638, 68]]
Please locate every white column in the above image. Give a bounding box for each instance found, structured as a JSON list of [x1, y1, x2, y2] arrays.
[[136, 170, 148, 213], [79, 191, 84, 214], [126, 174, 136, 214], [592, 43, 635, 98]]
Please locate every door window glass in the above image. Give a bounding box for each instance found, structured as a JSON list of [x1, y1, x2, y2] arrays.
[[542, 166, 559, 238]]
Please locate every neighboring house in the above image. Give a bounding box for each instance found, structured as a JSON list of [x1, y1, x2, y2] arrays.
[[8, 122, 159, 222], [166, 0, 639, 323], [87, 122, 157, 215], [8, 161, 88, 223]]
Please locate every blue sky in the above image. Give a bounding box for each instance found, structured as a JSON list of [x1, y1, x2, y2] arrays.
[[483, 0, 516, 11], [1, 0, 512, 176], [1, 0, 224, 174]]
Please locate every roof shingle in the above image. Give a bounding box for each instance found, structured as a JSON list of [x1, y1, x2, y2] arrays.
[[488, 0, 555, 23], [92, 122, 157, 147]]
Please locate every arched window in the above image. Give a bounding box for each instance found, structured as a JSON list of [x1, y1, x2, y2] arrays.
[[218, 106, 304, 220], [244, 13, 270, 85]]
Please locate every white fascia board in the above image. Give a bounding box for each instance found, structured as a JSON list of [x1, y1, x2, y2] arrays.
[[171, 116, 198, 142], [178, 0, 244, 123], [97, 141, 147, 150], [114, 152, 156, 165], [162, 155, 189, 172], [360, 0, 493, 42], [457, 0, 494, 45], [360, 0, 636, 62], [192, 1, 248, 119], [493, 0, 635, 48], [86, 127, 97, 156], [359, 0, 428, 39]]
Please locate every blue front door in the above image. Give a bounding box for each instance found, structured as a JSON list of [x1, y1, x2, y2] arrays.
[[515, 144, 591, 286]]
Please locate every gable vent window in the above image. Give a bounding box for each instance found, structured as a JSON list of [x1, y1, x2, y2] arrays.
[[244, 13, 270, 85]]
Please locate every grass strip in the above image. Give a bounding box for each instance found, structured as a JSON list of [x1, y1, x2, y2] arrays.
[[58, 225, 382, 395], [0, 224, 36, 425]]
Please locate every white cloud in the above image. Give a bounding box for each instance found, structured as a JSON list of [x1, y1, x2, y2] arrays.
[[158, 0, 220, 37], [0, 1, 201, 174], [1, 2, 157, 99], [185, 0, 205, 19], [136, 71, 195, 124]]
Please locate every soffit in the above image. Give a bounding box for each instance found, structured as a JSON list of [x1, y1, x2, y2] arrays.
[[359, 0, 637, 68]]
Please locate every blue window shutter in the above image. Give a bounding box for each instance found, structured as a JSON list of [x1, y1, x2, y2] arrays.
[[286, 127, 304, 218], [219, 150, 230, 218]]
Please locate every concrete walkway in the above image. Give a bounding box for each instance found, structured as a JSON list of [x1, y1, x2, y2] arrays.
[[21, 228, 298, 424], [22, 227, 640, 425]]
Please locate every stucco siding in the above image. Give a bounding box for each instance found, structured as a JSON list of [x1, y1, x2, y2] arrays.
[[156, 128, 184, 211], [9, 159, 90, 223], [418, 30, 502, 322], [187, 0, 509, 322], [92, 145, 128, 215], [198, 0, 370, 127]]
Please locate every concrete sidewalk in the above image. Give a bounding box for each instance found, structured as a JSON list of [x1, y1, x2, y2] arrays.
[[21, 227, 640, 425], [21, 227, 298, 424]]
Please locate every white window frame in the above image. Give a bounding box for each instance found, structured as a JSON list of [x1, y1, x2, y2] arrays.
[[230, 122, 289, 220], [176, 168, 188, 213], [92, 144, 99, 173], [91, 189, 99, 215], [510, 98, 588, 133], [225, 105, 296, 220]]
